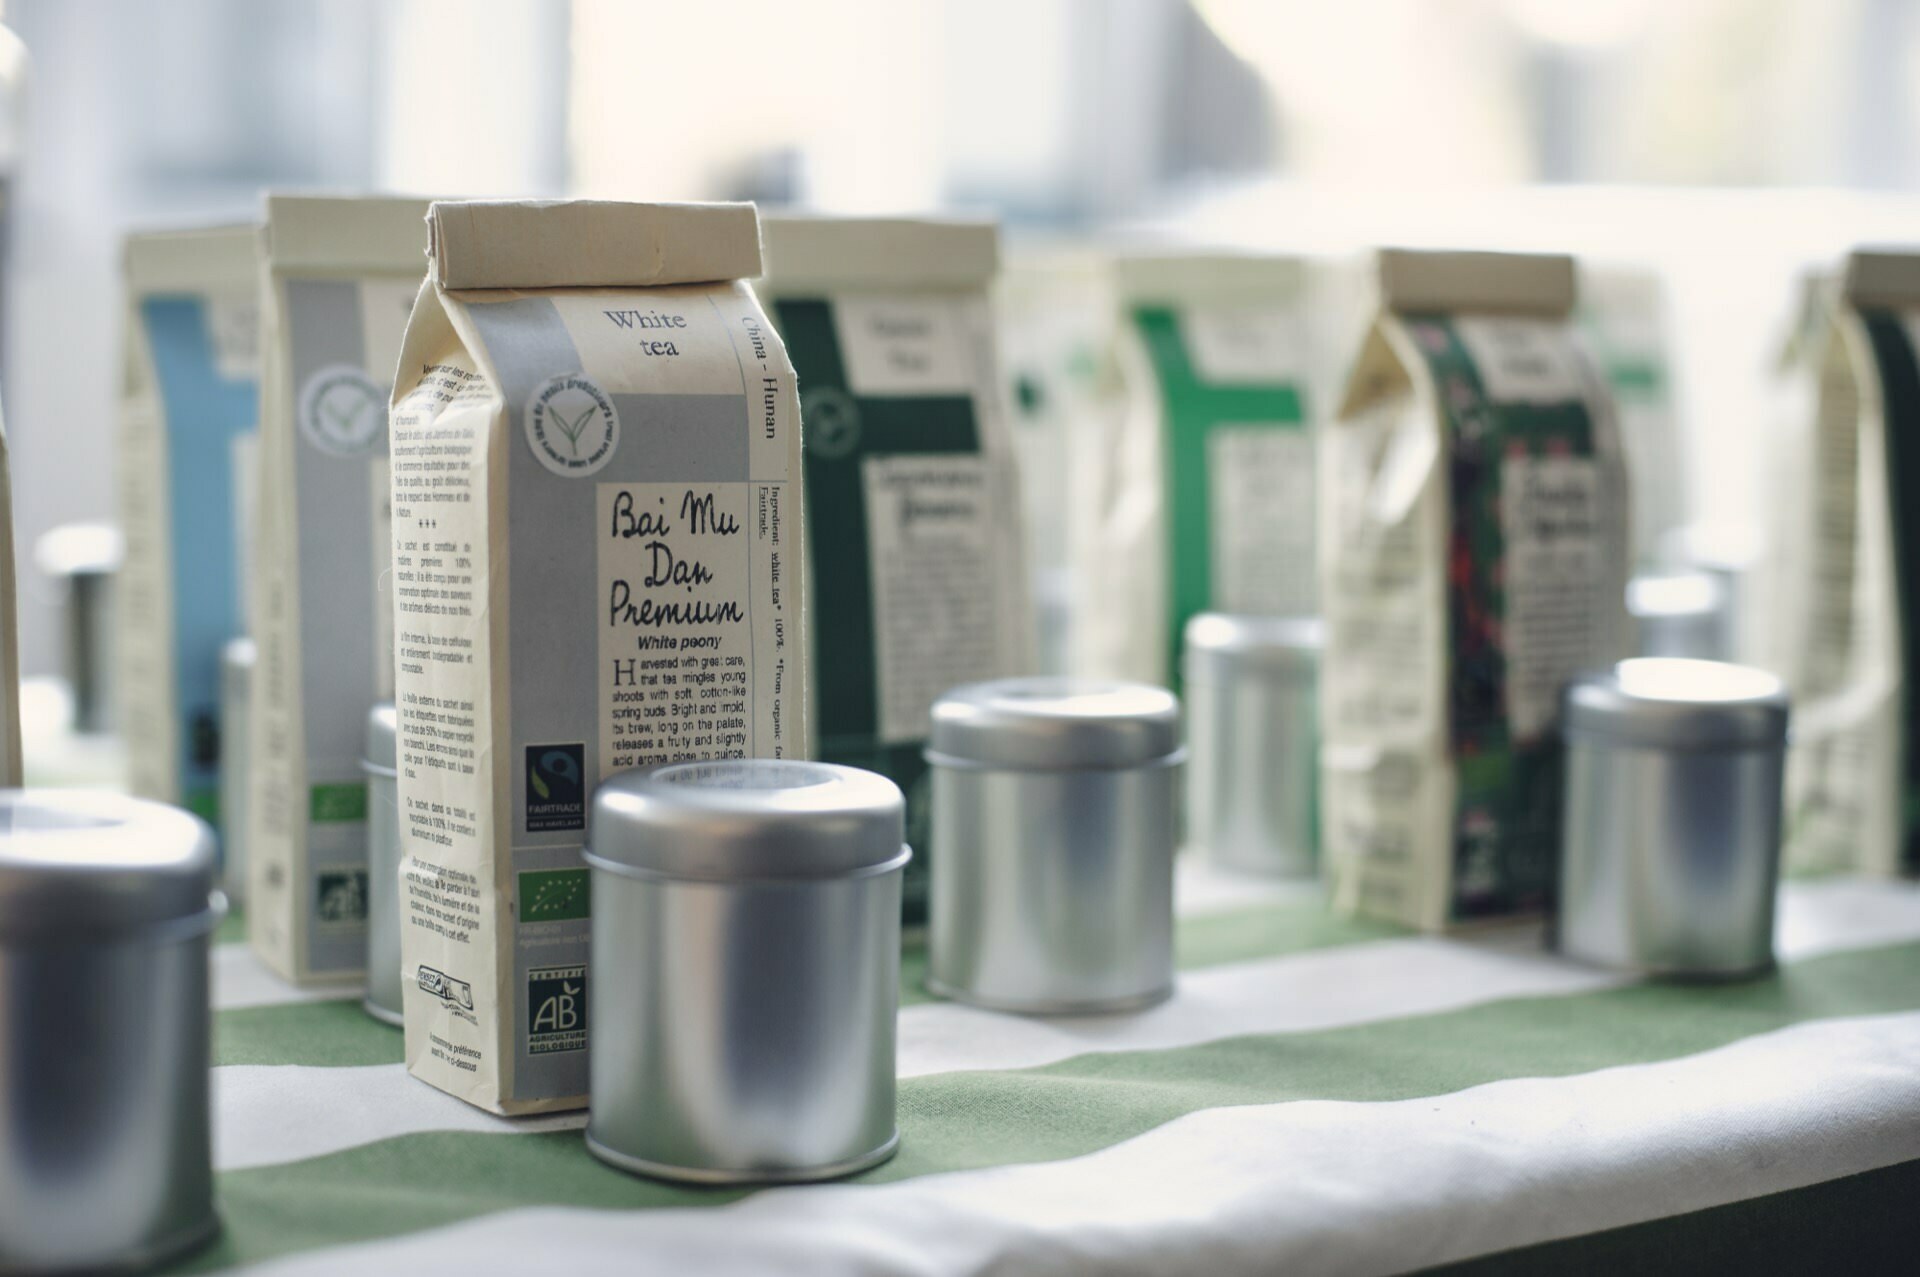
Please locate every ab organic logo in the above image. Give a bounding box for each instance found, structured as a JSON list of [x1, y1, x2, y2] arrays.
[[297, 364, 388, 457], [526, 372, 620, 477]]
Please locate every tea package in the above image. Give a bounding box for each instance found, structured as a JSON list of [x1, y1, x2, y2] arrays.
[[1079, 253, 1318, 686], [1778, 250, 1916, 877], [759, 215, 1028, 923], [995, 239, 1124, 673], [117, 225, 260, 825], [1578, 264, 1685, 567], [1321, 249, 1630, 931], [389, 200, 804, 1114], [1756, 270, 1835, 684], [249, 194, 431, 983], [0, 414, 17, 786]]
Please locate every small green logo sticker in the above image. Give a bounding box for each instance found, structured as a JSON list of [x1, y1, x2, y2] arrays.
[[310, 782, 368, 824], [519, 869, 590, 923]]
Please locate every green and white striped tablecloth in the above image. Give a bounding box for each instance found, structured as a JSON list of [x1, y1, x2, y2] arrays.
[[178, 864, 1920, 1274]]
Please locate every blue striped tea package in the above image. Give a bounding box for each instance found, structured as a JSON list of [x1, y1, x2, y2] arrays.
[[118, 225, 258, 829]]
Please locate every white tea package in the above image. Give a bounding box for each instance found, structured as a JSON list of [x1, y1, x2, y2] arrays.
[[1577, 264, 1685, 568], [1320, 250, 1630, 931], [759, 215, 1028, 924], [994, 240, 1125, 673], [1078, 253, 1319, 687], [1777, 250, 1918, 877], [117, 225, 260, 827], [389, 200, 804, 1114], [0, 411, 18, 786], [249, 194, 431, 983]]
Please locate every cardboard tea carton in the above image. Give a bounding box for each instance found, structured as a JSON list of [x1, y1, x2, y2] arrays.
[[0, 414, 17, 786], [249, 194, 432, 983], [117, 225, 260, 825], [1756, 270, 1835, 687], [1578, 264, 1684, 568], [1079, 253, 1318, 687], [996, 239, 1128, 675], [759, 215, 1028, 924], [389, 200, 804, 1114], [1778, 250, 1917, 877], [1320, 249, 1630, 931]]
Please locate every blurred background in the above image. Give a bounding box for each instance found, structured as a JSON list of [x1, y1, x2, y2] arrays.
[[6, 0, 1920, 678]]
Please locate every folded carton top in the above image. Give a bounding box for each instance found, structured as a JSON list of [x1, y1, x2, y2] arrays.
[[123, 224, 258, 295], [1578, 262, 1664, 318], [1376, 248, 1575, 316], [1112, 251, 1307, 304], [429, 200, 763, 291], [262, 194, 436, 276], [1843, 247, 1920, 310], [759, 215, 998, 292]]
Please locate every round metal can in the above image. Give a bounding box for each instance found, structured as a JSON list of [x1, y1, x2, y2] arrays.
[[0, 790, 222, 1273], [362, 703, 402, 1027], [219, 637, 255, 908], [1626, 571, 1729, 661], [1559, 658, 1790, 977], [35, 521, 123, 736], [584, 759, 908, 1185], [1182, 614, 1321, 877], [925, 677, 1182, 1014]]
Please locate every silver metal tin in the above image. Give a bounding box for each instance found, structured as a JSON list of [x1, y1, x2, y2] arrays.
[[36, 522, 123, 736], [362, 703, 402, 1026], [1182, 614, 1321, 877], [1626, 571, 1730, 661], [925, 677, 1182, 1014], [583, 760, 908, 1185], [0, 791, 221, 1273], [1559, 658, 1790, 977], [219, 637, 255, 907]]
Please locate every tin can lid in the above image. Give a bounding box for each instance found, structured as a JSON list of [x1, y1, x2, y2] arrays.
[[928, 677, 1182, 770], [364, 702, 398, 776], [1183, 613, 1322, 676], [1625, 571, 1724, 622], [0, 791, 218, 938], [223, 636, 257, 670], [1564, 658, 1789, 750], [587, 760, 907, 882]]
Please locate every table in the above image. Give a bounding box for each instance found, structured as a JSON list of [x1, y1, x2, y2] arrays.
[[177, 865, 1920, 1274]]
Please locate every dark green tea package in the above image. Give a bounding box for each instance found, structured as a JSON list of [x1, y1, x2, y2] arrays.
[[1320, 249, 1631, 930], [759, 216, 1030, 923]]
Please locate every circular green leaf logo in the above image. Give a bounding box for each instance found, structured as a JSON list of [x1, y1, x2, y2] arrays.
[[297, 364, 388, 457], [525, 373, 620, 477]]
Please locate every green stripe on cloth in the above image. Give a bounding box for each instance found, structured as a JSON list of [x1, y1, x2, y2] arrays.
[[899, 897, 1404, 1008], [217, 895, 1406, 1063], [169, 939, 1920, 1273], [1428, 1156, 1920, 1277], [218, 1000, 402, 1068]]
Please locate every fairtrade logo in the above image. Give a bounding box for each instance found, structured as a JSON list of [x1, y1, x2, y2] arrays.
[[526, 373, 619, 477], [297, 365, 387, 457], [525, 743, 587, 832]]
